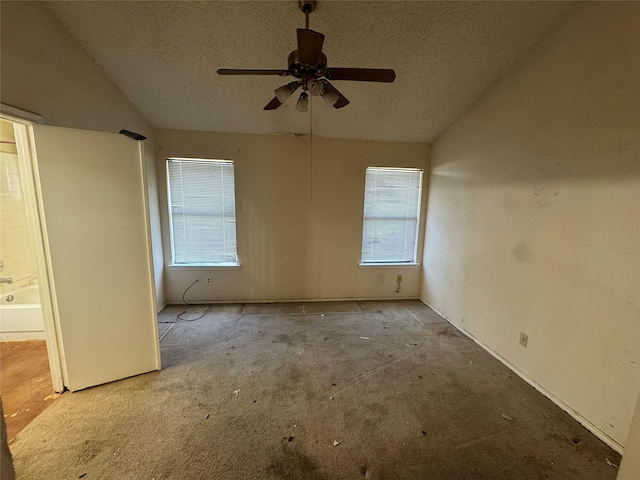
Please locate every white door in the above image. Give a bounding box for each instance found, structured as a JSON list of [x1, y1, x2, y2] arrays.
[[31, 125, 160, 391]]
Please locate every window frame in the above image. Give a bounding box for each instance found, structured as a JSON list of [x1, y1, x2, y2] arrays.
[[359, 166, 424, 266], [166, 157, 240, 267]]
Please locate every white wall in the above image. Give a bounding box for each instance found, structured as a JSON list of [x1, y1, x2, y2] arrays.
[[0, 1, 165, 308], [157, 130, 430, 303], [421, 2, 639, 452]]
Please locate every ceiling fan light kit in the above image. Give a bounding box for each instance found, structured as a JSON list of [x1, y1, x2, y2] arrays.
[[296, 92, 310, 112], [275, 82, 300, 103], [320, 84, 340, 107], [217, 0, 396, 111]]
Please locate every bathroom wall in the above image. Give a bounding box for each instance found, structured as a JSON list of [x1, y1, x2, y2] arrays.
[[0, 120, 36, 294]]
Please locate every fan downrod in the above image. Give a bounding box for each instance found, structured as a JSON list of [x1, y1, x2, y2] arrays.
[[298, 0, 317, 29]]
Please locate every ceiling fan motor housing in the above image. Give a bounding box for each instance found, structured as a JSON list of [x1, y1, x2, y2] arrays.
[[288, 50, 327, 77]]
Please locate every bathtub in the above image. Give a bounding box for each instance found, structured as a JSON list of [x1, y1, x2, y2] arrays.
[[0, 284, 45, 341]]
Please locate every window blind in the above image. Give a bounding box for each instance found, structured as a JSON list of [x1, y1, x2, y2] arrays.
[[167, 158, 237, 264], [361, 167, 423, 263]]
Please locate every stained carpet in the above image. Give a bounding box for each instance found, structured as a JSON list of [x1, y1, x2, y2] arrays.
[[8, 301, 621, 479]]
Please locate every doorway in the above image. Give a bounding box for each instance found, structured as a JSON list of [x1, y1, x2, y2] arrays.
[[0, 116, 61, 440], [1, 106, 161, 440]]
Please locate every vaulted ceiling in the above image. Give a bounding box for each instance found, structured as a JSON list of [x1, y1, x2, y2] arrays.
[[46, 1, 574, 143]]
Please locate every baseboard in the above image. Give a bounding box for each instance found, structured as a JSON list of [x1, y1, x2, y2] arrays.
[[166, 296, 420, 306], [419, 299, 625, 455], [0, 331, 46, 341]]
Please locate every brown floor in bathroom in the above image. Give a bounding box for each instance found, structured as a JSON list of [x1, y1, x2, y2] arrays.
[[0, 341, 58, 442]]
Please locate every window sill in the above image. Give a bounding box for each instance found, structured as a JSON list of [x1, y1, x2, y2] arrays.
[[168, 263, 241, 270], [359, 262, 420, 269]]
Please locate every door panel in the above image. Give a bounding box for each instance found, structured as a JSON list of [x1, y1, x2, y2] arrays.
[[32, 125, 159, 391]]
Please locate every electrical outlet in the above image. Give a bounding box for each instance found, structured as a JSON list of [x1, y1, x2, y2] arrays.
[[205, 276, 212, 285], [377, 274, 384, 284], [194, 276, 201, 284], [519, 332, 528, 347], [397, 275, 402, 283]]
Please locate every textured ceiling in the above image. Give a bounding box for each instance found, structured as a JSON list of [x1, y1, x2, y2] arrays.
[[46, 1, 574, 143]]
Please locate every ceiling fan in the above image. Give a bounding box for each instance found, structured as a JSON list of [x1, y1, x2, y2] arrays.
[[217, 0, 396, 112]]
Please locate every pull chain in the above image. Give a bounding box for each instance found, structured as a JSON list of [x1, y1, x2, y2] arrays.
[[309, 97, 313, 200]]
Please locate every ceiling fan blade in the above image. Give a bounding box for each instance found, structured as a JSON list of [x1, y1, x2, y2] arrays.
[[297, 29, 325, 65], [322, 81, 350, 109], [217, 69, 290, 76], [263, 97, 282, 110], [323, 68, 396, 83]]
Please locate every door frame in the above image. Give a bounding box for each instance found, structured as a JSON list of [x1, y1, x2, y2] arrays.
[[137, 140, 162, 371], [1, 104, 65, 392]]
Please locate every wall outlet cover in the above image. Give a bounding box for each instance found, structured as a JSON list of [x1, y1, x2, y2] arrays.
[[519, 332, 528, 347]]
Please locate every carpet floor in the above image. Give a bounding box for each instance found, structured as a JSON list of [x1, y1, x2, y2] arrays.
[[8, 300, 621, 479]]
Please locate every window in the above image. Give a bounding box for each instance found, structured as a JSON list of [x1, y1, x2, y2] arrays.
[[167, 158, 238, 265], [361, 167, 423, 264]]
